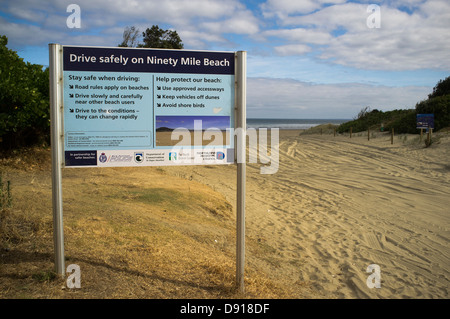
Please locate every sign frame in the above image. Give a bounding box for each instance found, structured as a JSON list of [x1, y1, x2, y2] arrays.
[[49, 44, 247, 292], [60, 45, 236, 168]]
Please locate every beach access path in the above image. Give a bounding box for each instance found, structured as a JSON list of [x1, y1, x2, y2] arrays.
[[164, 130, 450, 298]]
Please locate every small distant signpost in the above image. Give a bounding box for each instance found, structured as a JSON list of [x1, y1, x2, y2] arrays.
[[416, 114, 434, 130], [417, 113, 434, 143]]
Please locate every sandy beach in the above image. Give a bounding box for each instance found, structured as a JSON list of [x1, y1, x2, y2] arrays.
[[1, 128, 448, 299], [163, 128, 450, 298]]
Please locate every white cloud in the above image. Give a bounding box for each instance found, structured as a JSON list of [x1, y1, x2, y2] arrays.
[[262, 28, 332, 45], [261, 0, 346, 18], [282, 2, 368, 30], [274, 44, 312, 56], [177, 30, 228, 49], [1, 0, 258, 49], [3, 0, 450, 72], [260, 1, 450, 71], [261, 0, 320, 18], [247, 77, 431, 118], [199, 10, 259, 35], [318, 25, 450, 70], [0, 17, 51, 46], [1, 0, 447, 118], [7, 5, 48, 23]]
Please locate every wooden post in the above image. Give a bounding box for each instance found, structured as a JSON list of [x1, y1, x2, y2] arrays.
[[320, 128, 323, 135], [350, 127, 352, 138], [368, 128, 370, 141], [420, 128, 423, 142], [391, 128, 394, 144]]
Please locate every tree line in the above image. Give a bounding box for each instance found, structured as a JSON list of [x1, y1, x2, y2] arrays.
[[0, 35, 50, 150], [0, 27, 448, 151], [338, 77, 450, 135]]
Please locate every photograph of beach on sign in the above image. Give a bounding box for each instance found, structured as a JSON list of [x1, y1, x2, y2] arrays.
[[155, 115, 231, 146]]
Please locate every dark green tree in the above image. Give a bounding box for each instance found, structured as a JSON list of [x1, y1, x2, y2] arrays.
[[338, 76, 450, 135], [415, 76, 450, 131], [139, 25, 183, 49], [416, 95, 450, 131], [428, 76, 450, 99], [0, 35, 50, 150], [118, 25, 183, 49]]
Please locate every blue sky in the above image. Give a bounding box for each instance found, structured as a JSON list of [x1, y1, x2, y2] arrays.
[[1, 0, 449, 118]]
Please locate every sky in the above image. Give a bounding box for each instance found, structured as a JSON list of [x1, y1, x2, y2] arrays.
[[1, 0, 449, 119]]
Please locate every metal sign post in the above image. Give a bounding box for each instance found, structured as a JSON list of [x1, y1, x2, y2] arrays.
[[235, 51, 246, 293], [49, 43, 65, 276]]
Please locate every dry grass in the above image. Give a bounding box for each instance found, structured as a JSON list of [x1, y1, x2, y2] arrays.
[[0, 146, 293, 299]]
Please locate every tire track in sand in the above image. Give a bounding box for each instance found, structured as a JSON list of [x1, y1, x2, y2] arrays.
[[164, 133, 450, 298]]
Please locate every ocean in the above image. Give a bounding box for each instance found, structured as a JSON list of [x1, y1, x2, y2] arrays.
[[247, 118, 350, 130]]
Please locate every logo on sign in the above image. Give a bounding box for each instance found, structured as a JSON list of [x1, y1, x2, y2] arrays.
[[134, 152, 144, 163], [99, 152, 107, 163], [216, 152, 225, 160], [169, 152, 177, 161]]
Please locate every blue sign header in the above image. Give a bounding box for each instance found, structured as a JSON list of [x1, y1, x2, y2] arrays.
[[63, 46, 235, 75]]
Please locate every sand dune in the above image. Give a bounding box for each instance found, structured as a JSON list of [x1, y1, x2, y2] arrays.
[[164, 129, 450, 298]]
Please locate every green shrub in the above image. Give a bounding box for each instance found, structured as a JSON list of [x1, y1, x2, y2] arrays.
[[337, 108, 416, 134], [337, 76, 450, 135], [384, 109, 417, 134], [0, 35, 50, 150]]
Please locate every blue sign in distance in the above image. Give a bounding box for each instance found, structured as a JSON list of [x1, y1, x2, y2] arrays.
[[416, 114, 434, 129]]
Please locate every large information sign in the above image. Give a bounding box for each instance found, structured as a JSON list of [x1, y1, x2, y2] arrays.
[[62, 46, 235, 167]]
